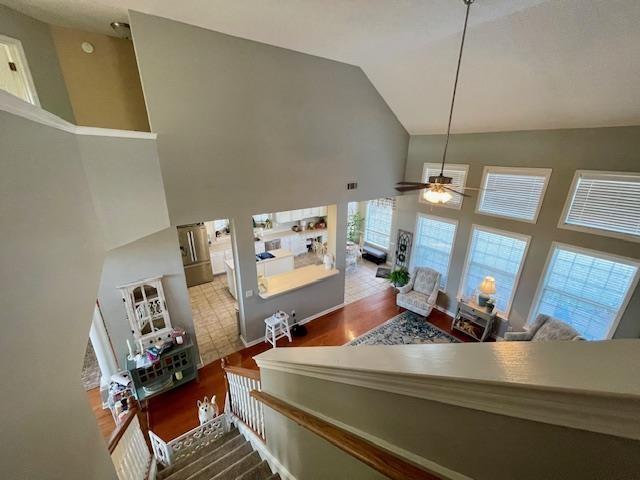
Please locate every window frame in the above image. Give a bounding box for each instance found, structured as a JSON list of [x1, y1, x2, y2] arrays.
[[475, 166, 552, 224], [364, 198, 394, 250], [558, 170, 640, 243], [419, 163, 469, 210], [457, 224, 531, 318], [528, 242, 640, 339], [410, 213, 458, 291]]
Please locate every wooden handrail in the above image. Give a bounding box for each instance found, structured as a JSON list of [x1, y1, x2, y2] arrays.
[[250, 391, 442, 480], [221, 360, 261, 381], [108, 402, 139, 454]]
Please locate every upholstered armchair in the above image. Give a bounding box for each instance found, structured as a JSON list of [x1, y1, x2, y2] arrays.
[[396, 267, 440, 317], [504, 314, 585, 342]]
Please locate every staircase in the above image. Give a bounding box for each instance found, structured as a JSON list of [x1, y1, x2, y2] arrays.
[[156, 427, 279, 480]]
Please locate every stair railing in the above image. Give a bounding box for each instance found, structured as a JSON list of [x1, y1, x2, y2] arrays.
[[149, 413, 230, 466], [251, 390, 443, 480], [108, 401, 152, 480], [222, 358, 265, 440]]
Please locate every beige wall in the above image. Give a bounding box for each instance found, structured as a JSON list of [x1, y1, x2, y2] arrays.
[[0, 5, 74, 121], [51, 25, 150, 131], [397, 127, 640, 338]]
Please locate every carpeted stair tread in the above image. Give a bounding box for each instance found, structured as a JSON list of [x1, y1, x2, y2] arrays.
[[265, 474, 281, 480], [234, 460, 273, 480], [209, 451, 261, 480], [164, 434, 245, 480], [183, 442, 253, 480], [159, 429, 240, 480]]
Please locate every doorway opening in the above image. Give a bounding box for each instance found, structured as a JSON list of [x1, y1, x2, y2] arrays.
[[344, 198, 396, 304], [179, 220, 243, 366]]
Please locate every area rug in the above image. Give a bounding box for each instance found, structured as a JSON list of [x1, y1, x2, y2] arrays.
[[375, 267, 391, 279], [347, 310, 460, 346]]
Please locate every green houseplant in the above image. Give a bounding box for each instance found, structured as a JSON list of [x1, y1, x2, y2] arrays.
[[388, 267, 410, 289], [347, 212, 364, 243]]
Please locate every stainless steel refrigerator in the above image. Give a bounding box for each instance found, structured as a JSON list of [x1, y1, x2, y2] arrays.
[[178, 223, 214, 287]]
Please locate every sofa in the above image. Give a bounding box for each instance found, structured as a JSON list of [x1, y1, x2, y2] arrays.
[[504, 314, 585, 342], [396, 267, 440, 317]]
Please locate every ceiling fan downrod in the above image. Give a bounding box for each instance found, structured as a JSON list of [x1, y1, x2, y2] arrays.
[[439, 0, 475, 176]]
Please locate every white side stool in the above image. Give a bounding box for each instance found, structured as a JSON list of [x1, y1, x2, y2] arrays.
[[264, 312, 292, 348]]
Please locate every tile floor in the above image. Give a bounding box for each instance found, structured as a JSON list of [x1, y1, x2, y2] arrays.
[[344, 259, 392, 304], [188, 274, 244, 366], [189, 253, 390, 365]]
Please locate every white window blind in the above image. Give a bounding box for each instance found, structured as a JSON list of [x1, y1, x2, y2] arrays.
[[477, 167, 551, 222], [562, 171, 640, 241], [460, 226, 530, 315], [365, 198, 395, 249], [532, 245, 639, 340], [421, 163, 468, 209], [412, 215, 457, 289]]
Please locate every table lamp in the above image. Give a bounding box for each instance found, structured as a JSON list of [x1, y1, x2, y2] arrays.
[[478, 276, 496, 307]]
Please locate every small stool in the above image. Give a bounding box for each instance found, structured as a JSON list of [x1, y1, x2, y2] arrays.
[[264, 312, 292, 348]]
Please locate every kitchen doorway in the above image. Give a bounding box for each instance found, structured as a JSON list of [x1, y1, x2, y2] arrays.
[[180, 219, 243, 366]]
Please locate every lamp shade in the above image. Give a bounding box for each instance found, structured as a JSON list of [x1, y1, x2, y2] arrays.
[[424, 189, 453, 204], [479, 276, 496, 295]]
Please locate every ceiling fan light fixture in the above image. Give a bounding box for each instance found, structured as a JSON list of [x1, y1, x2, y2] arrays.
[[424, 188, 453, 204]]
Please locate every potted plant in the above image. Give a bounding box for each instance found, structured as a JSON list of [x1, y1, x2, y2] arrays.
[[388, 267, 410, 290], [347, 212, 364, 244]]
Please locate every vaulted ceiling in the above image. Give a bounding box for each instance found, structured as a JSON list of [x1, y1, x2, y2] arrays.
[[3, 0, 639, 134]]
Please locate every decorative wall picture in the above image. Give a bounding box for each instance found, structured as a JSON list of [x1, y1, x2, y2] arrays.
[[395, 229, 413, 269]]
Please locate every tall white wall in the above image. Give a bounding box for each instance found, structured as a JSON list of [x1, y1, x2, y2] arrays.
[[0, 110, 114, 479], [0, 93, 170, 478], [129, 12, 408, 341]]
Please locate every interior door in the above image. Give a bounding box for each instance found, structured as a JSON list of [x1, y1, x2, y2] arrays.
[[0, 38, 37, 105]]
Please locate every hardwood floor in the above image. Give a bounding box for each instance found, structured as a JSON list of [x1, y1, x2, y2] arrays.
[[86, 387, 115, 441], [87, 287, 468, 442]]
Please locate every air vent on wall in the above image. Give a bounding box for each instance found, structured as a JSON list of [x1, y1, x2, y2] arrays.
[[347, 182, 358, 190]]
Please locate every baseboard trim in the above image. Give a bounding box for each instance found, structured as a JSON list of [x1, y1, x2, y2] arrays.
[[233, 417, 297, 480], [240, 303, 346, 348]]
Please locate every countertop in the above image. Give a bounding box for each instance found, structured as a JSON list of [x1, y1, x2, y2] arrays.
[[225, 248, 294, 271], [258, 248, 294, 263], [259, 265, 340, 299], [257, 228, 328, 242]]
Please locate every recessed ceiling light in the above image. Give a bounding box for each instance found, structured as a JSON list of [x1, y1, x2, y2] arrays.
[[81, 42, 94, 54]]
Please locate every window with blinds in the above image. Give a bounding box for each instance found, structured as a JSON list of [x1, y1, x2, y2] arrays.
[[477, 167, 551, 223], [459, 226, 530, 315], [561, 171, 640, 241], [412, 214, 457, 289], [364, 198, 395, 249], [531, 244, 639, 340], [421, 163, 468, 209]]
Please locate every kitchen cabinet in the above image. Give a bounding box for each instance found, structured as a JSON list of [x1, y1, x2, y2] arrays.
[[274, 211, 292, 223], [264, 255, 294, 276], [312, 206, 327, 217], [211, 251, 226, 274], [225, 260, 237, 300], [291, 235, 308, 255]]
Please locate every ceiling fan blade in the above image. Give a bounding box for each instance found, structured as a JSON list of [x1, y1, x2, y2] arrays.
[[395, 185, 427, 192], [444, 186, 471, 198], [396, 181, 430, 186]]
